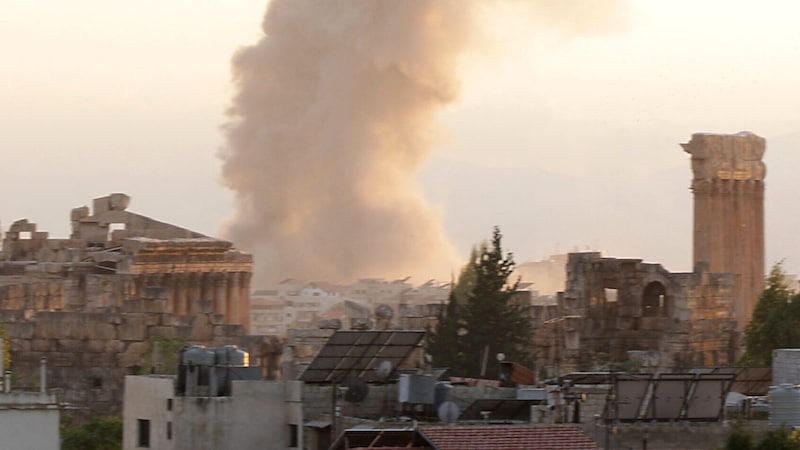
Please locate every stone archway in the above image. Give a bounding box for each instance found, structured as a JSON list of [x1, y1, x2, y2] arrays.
[[642, 281, 667, 317]]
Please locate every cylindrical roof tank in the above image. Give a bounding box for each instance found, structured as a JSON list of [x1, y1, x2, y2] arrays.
[[181, 345, 214, 366], [214, 345, 250, 367], [769, 384, 800, 427]]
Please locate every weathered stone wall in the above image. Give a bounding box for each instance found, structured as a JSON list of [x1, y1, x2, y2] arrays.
[[0, 194, 260, 421], [684, 270, 739, 367], [533, 252, 738, 373], [3, 294, 276, 420]]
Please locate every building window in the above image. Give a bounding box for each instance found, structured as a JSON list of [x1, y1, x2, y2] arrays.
[[166, 398, 173, 411], [137, 419, 150, 448], [289, 424, 298, 447], [107, 222, 126, 240], [167, 421, 172, 440]]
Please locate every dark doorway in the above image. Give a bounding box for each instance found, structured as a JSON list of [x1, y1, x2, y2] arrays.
[[642, 282, 667, 317]]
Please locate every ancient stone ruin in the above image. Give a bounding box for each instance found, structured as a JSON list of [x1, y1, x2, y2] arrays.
[[0, 194, 276, 419], [532, 132, 766, 374], [533, 252, 738, 372], [683, 132, 766, 328]]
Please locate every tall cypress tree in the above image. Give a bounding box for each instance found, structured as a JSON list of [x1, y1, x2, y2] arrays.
[[426, 290, 464, 373], [427, 227, 533, 378], [460, 226, 531, 378], [452, 245, 482, 305]]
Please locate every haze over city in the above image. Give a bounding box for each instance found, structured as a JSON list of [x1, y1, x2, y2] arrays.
[[3, 0, 800, 286]]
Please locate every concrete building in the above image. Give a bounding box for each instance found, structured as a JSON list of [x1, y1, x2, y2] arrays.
[[123, 375, 303, 450], [0, 346, 60, 450], [250, 278, 449, 338], [250, 281, 343, 335], [0, 391, 60, 450]]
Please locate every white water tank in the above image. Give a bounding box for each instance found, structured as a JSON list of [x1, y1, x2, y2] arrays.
[[769, 384, 800, 427], [398, 374, 435, 404], [182, 345, 214, 366]]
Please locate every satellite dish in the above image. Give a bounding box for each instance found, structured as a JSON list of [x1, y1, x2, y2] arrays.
[[342, 377, 369, 403], [376, 360, 393, 382], [438, 401, 460, 424]]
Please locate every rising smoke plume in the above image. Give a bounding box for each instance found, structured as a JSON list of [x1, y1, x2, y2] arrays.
[[220, 0, 629, 287], [220, 1, 471, 286]]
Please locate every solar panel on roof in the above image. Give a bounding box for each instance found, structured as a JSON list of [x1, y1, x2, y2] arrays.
[[300, 330, 426, 383]]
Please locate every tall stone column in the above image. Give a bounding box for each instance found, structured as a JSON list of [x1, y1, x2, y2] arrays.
[[682, 132, 766, 329], [213, 273, 227, 317], [175, 274, 188, 316], [200, 273, 214, 308], [162, 274, 174, 314], [188, 272, 202, 315], [238, 272, 252, 331], [226, 273, 240, 325]]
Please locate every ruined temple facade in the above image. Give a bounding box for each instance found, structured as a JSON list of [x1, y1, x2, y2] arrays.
[[2, 193, 252, 326], [683, 132, 765, 328], [533, 133, 766, 373], [0, 194, 276, 419]]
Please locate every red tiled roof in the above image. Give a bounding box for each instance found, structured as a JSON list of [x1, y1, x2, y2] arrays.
[[419, 425, 599, 450], [350, 447, 429, 450]]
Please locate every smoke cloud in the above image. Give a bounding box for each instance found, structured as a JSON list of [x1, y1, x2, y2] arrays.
[[220, 0, 471, 286], [220, 0, 629, 287]]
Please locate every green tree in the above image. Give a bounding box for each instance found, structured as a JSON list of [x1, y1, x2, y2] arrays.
[[723, 419, 754, 450], [0, 324, 11, 372], [426, 290, 466, 373], [427, 227, 532, 378], [141, 337, 186, 375], [61, 416, 123, 450], [741, 263, 800, 366], [451, 245, 482, 305], [754, 427, 800, 450]]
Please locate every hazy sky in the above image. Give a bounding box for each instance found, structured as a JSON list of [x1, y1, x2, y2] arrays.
[[3, 1, 800, 282]]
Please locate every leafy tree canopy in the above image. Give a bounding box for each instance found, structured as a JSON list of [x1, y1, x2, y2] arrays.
[[723, 420, 800, 450], [62, 416, 123, 450], [741, 262, 800, 366]]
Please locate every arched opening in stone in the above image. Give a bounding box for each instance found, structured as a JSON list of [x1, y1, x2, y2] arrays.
[[642, 281, 667, 317]]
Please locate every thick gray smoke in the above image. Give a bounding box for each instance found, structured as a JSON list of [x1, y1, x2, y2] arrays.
[[220, 1, 471, 286]]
